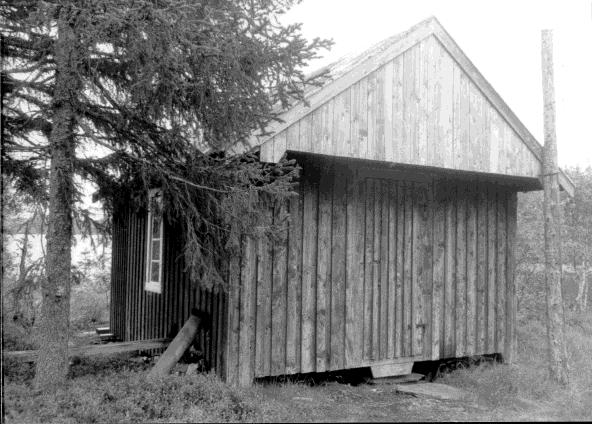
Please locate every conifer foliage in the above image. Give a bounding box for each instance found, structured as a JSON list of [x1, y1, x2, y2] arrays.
[[1, 0, 330, 389]]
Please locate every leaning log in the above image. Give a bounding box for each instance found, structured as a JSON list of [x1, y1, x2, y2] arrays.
[[148, 312, 202, 379]]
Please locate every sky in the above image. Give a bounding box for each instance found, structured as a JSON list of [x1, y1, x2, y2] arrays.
[[282, 0, 592, 168]]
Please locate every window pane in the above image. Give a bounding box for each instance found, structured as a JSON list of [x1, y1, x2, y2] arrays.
[[151, 240, 161, 260], [152, 216, 161, 238], [151, 261, 160, 282]]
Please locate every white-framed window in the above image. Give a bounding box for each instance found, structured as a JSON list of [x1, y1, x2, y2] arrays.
[[145, 189, 163, 294]]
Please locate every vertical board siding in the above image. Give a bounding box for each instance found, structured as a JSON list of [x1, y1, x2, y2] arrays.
[[109, 207, 228, 377], [264, 35, 542, 180], [221, 163, 516, 384]]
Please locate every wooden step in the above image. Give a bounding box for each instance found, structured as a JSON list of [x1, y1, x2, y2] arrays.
[[370, 361, 414, 378], [95, 327, 111, 335], [371, 373, 425, 385]]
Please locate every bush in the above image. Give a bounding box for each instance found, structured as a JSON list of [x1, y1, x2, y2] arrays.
[[3, 356, 258, 423]]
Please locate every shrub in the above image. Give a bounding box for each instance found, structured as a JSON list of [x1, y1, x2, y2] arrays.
[[3, 356, 258, 423]]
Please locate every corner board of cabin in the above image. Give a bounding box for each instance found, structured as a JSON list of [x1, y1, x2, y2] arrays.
[[251, 17, 574, 197]]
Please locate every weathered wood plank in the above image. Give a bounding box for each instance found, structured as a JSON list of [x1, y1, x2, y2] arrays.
[[439, 41, 454, 168], [238, 236, 256, 386], [372, 178, 382, 359], [352, 172, 366, 366], [496, 189, 507, 354], [505, 191, 517, 362], [469, 81, 485, 172], [379, 180, 390, 359], [225, 253, 241, 384], [413, 182, 428, 357], [375, 67, 386, 161], [444, 184, 456, 357], [331, 170, 347, 370], [387, 181, 397, 359], [487, 184, 497, 353], [286, 189, 303, 374], [455, 184, 467, 357], [273, 131, 288, 162], [401, 50, 413, 164], [300, 114, 312, 152], [322, 100, 333, 156], [301, 176, 318, 373], [410, 42, 421, 165], [384, 61, 394, 162], [476, 186, 488, 354], [367, 71, 377, 161], [286, 123, 300, 153], [271, 201, 288, 375], [255, 206, 273, 378], [466, 184, 478, 356], [432, 181, 445, 359], [364, 178, 375, 360], [395, 181, 405, 358], [316, 168, 332, 372], [392, 56, 404, 164], [358, 77, 369, 159], [311, 106, 323, 155], [402, 182, 414, 357], [333, 90, 351, 158], [419, 37, 430, 166]]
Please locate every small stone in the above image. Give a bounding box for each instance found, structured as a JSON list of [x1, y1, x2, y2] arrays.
[[186, 363, 199, 375]]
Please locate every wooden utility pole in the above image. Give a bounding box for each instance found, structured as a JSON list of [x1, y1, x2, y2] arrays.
[[541, 29, 569, 385]]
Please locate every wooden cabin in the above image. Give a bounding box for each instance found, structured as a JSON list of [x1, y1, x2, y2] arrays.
[[109, 17, 575, 386]]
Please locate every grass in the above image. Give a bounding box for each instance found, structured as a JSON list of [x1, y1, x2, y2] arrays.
[[439, 310, 592, 421], [3, 356, 258, 423], [3, 312, 592, 423]]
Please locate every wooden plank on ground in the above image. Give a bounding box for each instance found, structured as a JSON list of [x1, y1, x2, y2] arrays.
[[5, 338, 171, 362]]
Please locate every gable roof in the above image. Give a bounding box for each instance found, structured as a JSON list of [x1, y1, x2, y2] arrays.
[[251, 17, 574, 196]]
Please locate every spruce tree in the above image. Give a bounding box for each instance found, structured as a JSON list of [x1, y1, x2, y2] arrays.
[[1, 0, 330, 389]]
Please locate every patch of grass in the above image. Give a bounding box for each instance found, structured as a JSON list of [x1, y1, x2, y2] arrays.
[[3, 356, 258, 423], [440, 310, 592, 420]]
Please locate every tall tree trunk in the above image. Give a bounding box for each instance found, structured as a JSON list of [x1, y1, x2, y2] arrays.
[[541, 29, 569, 385], [34, 10, 80, 390]]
